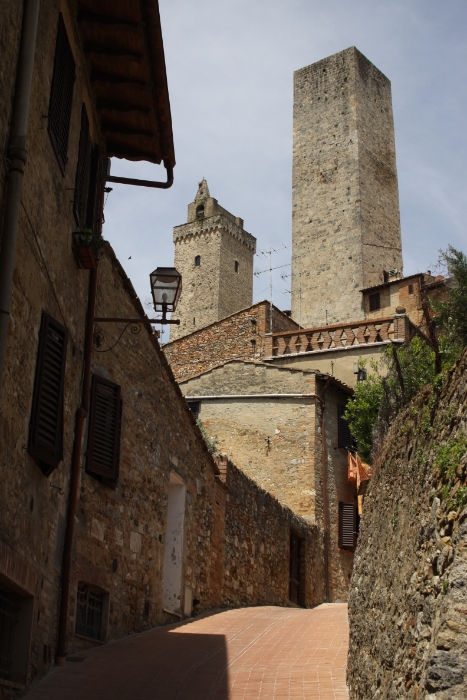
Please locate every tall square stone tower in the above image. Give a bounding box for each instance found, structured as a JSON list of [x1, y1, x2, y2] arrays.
[[170, 180, 256, 341], [291, 47, 403, 328]]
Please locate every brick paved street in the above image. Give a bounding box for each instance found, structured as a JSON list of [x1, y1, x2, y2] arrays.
[[25, 604, 349, 700]]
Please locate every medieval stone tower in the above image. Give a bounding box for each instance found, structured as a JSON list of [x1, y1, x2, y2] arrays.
[[291, 47, 403, 328], [170, 180, 256, 341]]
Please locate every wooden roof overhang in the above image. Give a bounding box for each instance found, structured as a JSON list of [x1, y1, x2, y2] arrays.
[[77, 0, 175, 170]]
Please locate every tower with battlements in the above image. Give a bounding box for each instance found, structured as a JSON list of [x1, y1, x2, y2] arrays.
[[170, 180, 256, 341], [291, 47, 403, 328]]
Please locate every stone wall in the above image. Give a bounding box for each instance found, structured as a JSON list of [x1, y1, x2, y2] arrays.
[[292, 47, 402, 328], [348, 349, 467, 699], [164, 301, 299, 383], [221, 457, 325, 608]]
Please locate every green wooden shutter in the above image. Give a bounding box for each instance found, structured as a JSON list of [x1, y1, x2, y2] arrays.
[[48, 14, 75, 172], [28, 313, 68, 476], [86, 375, 122, 482]]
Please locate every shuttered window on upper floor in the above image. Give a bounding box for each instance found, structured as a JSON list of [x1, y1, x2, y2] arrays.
[[48, 14, 75, 173], [339, 502, 357, 550], [86, 375, 122, 484], [28, 312, 68, 476], [73, 105, 91, 226], [86, 145, 105, 233]]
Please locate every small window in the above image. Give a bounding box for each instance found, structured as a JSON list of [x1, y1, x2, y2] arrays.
[[75, 585, 104, 640], [234, 261, 239, 273], [193, 317, 196, 325], [369, 292, 381, 312], [196, 204, 205, 219], [194, 255, 201, 267], [337, 404, 356, 451], [28, 312, 68, 476], [408, 284, 414, 295], [339, 502, 357, 549], [48, 14, 76, 172], [85, 145, 104, 233], [187, 401, 200, 420], [383, 270, 389, 283], [86, 375, 122, 484]]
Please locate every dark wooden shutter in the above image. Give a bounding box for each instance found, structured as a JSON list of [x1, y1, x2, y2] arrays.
[[48, 14, 75, 173], [86, 375, 122, 482], [339, 502, 357, 549], [28, 313, 68, 476], [289, 531, 304, 605], [85, 148, 107, 234], [73, 105, 91, 226]]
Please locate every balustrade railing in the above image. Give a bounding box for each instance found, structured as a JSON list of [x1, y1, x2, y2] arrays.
[[270, 315, 410, 357]]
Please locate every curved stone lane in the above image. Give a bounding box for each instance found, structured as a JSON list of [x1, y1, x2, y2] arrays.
[[25, 604, 349, 700]]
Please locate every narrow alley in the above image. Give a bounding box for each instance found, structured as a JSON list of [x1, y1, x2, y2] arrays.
[[24, 605, 349, 700]]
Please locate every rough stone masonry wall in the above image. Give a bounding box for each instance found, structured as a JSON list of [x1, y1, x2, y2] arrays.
[[164, 302, 299, 383], [291, 47, 402, 329], [171, 215, 256, 342], [222, 459, 325, 608], [348, 349, 467, 700]]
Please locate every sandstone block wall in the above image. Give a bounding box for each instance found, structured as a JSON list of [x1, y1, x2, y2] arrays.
[[164, 301, 299, 383], [348, 350, 467, 699], [292, 47, 402, 328]]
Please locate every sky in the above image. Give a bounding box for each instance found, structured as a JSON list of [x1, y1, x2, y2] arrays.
[[103, 0, 467, 336]]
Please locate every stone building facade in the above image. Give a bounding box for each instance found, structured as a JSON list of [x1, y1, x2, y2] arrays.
[[170, 180, 256, 341], [179, 361, 356, 602], [291, 47, 403, 328]]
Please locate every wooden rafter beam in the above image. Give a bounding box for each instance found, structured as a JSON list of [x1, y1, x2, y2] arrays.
[[90, 71, 149, 89], [84, 43, 143, 62], [97, 98, 150, 113], [77, 10, 139, 29]]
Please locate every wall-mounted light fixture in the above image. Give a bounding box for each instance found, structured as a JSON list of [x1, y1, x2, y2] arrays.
[[93, 267, 182, 351]]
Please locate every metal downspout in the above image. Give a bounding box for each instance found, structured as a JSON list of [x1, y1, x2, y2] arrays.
[[0, 0, 40, 401], [55, 267, 98, 665], [321, 378, 331, 602]]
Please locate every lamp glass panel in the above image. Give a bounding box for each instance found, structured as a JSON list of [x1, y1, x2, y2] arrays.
[[150, 268, 182, 312]]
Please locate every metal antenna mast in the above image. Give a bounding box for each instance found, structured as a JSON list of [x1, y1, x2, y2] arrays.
[[254, 245, 290, 334]]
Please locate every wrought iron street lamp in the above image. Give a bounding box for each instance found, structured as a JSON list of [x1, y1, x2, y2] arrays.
[[150, 267, 182, 322], [93, 267, 182, 351]]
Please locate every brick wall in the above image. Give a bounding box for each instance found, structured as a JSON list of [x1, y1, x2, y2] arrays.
[[164, 301, 299, 383]]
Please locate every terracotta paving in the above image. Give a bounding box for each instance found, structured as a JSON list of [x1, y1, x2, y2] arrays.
[[25, 604, 349, 699]]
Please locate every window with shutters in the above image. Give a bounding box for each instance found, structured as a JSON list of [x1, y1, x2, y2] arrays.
[[48, 14, 75, 173], [337, 404, 356, 451], [73, 105, 90, 226], [28, 312, 68, 477], [338, 502, 357, 549], [86, 375, 122, 485], [86, 146, 104, 233]]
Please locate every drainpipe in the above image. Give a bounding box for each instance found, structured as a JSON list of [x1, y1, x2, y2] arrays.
[[0, 0, 40, 402], [55, 266, 98, 665], [321, 378, 331, 602]]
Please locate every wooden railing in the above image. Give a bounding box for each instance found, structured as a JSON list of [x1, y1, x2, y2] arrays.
[[269, 315, 411, 357]]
